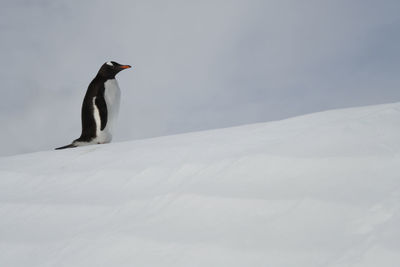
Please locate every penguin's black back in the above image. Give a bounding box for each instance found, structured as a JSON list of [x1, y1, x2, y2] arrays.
[[75, 75, 109, 142]]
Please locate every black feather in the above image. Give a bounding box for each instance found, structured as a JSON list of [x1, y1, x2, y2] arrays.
[[95, 95, 108, 131], [55, 143, 77, 150]]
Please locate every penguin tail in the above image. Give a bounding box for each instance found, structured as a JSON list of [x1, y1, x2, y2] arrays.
[[55, 143, 77, 150]]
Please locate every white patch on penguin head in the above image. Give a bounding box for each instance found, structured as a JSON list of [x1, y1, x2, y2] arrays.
[[106, 61, 113, 66]]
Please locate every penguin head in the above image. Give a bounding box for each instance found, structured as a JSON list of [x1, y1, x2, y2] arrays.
[[97, 61, 131, 78]]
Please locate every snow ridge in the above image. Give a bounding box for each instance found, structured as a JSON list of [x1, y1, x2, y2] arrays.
[[1, 103, 400, 267]]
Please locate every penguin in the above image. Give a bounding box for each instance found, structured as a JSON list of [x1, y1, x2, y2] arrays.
[[56, 61, 131, 150]]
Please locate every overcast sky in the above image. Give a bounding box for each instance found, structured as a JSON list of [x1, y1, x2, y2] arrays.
[[0, 0, 399, 156]]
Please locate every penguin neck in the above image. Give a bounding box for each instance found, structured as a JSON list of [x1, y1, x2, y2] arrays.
[[96, 73, 116, 80]]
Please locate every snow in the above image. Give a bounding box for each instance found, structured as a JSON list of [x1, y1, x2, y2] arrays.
[[1, 102, 400, 267]]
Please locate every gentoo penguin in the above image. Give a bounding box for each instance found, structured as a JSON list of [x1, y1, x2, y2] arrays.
[[56, 61, 131, 149]]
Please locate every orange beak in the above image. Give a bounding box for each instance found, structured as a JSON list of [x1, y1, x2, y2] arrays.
[[120, 65, 131, 69]]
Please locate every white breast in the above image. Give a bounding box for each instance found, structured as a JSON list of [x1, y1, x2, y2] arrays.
[[94, 78, 121, 143]]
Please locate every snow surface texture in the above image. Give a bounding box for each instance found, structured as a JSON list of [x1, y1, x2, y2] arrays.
[[1, 103, 400, 267]]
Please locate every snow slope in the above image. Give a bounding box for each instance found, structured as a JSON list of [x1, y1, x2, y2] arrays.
[[1, 103, 400, 267]]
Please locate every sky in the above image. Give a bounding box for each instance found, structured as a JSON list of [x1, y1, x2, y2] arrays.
[[0, 0, 399, 156]]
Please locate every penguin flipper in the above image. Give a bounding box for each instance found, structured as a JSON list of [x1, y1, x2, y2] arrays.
[[95, 96, 108, 131], [55, 143, 77, 150]]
